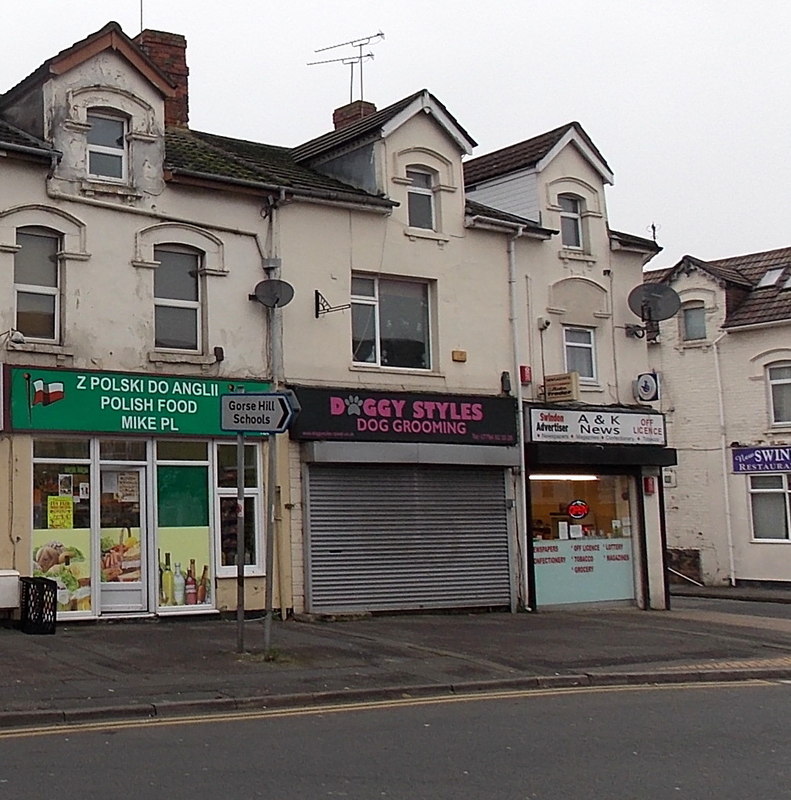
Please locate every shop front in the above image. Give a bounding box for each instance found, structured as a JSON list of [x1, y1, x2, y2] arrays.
[[525, 405, 676, 609], [289, 387, 520, 613], [4, 366, 271, 619], [731, 445, 791, 579]]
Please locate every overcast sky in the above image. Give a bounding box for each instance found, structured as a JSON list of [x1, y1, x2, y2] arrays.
[[2, 1, 789, 269]]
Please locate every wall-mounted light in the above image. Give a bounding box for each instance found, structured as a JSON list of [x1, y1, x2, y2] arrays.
[[500, 370, 512, 395], [529, 474, 599, 481]]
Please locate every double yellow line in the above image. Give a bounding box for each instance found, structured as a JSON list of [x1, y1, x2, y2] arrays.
[[0, 679, 774, 740]]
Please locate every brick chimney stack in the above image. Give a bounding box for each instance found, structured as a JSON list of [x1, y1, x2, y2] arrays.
[[134, 29, 189, 127], [333, 100, 377, 130]]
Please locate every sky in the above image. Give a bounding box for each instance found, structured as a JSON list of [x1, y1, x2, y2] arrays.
[[1, 1, 789, 269]]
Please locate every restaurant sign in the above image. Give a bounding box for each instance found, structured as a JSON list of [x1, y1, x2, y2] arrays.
[[289, 387, 517, 445], [732, 446, 791, 473], [5, 366, 272, 436], [528, 407, 666, 445]]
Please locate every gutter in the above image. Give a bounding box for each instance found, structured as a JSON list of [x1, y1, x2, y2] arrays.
[[0, 142, 58, 160], [166, 167, 395, 213], [465, 214, 554, 239], [722, 319, 791, 333], [712, 331, 736, 586], [506, 226, 530, 611]]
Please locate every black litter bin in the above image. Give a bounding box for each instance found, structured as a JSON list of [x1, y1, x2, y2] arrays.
[[19, 576, 57, 635]]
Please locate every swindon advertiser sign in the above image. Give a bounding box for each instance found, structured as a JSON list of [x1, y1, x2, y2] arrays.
[[4, 366, 272, 436], [732, 446, 791, 473], [528, 407, 666, 446], [289, 387, 517, 445]]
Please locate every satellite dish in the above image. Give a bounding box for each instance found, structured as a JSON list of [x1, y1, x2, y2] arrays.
[[252, 279, 294, 308], [627, 284, 681, 322]]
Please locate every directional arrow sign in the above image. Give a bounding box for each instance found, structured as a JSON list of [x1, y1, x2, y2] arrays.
[[220, 392, 296, 434]]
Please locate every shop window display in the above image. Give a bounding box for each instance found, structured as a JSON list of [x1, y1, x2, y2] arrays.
[[215, 443, 261, 572], [32, 463, 92, 613], [156, 463, 212, 608], [530, 474, 635, 605]]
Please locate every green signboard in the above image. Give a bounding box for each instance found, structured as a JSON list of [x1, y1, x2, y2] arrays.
[[6, 367, 272, 436]]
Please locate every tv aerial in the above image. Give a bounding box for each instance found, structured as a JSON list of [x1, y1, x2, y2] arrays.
[[626, 283, 681, 340], [308, 31, 384, 103], [251, 279, 294, 308]]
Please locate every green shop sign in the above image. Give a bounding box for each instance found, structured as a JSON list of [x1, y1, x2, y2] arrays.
[[5, 367, 272, 436]]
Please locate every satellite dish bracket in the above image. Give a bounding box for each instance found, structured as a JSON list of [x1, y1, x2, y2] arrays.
[[315, 290, 351, 318]]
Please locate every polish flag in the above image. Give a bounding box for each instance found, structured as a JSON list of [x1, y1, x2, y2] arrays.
[[32, 379, 65, 406]]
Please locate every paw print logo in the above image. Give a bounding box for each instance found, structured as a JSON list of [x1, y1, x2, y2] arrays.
[[345, 395, 362, 416]]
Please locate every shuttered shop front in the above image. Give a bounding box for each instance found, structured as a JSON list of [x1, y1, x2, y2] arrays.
[[306, 464, 512, 612]]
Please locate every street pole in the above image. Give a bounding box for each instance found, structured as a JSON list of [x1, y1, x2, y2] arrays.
[[236, 430, 246, 654], [263, 302, 277, 655]]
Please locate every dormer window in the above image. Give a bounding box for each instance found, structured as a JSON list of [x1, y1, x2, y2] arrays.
[[559, 195, 583, 249], [86, 111, 127, 181], [406, 168, 435, 230]]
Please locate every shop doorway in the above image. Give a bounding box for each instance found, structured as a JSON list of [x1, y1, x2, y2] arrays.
[[99, 467, 147, 613]]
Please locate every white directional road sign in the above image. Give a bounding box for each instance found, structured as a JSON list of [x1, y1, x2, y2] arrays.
[[220, 393, 296, 433]]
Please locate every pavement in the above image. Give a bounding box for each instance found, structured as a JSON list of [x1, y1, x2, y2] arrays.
[[2, 585, 791, 730]]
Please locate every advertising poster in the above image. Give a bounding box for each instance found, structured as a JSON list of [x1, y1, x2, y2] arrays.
[[32, 529, 92, 612]]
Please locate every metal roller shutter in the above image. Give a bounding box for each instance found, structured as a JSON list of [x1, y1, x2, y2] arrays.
[[306, 464, 512, 612]]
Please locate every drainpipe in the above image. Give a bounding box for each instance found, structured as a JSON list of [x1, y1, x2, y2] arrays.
[[712, 331, 736, 585], [507, 226, 529, 611]]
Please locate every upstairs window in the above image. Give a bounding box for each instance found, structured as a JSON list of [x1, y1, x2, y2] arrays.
[[14, 226, 60, 341], [351, 274, 431, 369], [87, 111, 127, 181], [406, 168, 435, 230], [563, 326, 596, 381], [681, 302, 707, 341], [559, 195, 583, 249], [769, 364, 791, 424], [154, 245, 201, 351]]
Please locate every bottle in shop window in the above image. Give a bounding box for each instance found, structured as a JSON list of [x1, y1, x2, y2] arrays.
[[185, 561, 197, 605], [173, 562, 186, 605], [197, 564, 209, 604], [158, 549, 165, 604], [162, 552, 174, 606]]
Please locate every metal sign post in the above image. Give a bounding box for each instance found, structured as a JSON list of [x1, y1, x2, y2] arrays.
[[220, 392, 298, 655], [236, 429, 245, 653]]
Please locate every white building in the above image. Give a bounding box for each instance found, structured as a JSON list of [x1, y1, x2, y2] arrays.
[[0, 21, 673, 622], [646, 248, 791, 588]]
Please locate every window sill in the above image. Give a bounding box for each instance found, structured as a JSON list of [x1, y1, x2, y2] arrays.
[[80, 180, 141, 201], [578, 381, 603, 392], [404, 227, 450, 244], [675, 340, 711, 352], [351, 363, 441, 377], [558, 249, 596, 264], [8, 342, 74, 357], [148, 351, 219, 366], [751, 539, 791, 544]]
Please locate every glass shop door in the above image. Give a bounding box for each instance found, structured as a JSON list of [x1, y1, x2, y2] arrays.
[[99, 467, 147, 613]]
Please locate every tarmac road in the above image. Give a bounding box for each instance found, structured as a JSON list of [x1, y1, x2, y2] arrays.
[[2, 680, 790, 799], [2, 589, 791, 730]]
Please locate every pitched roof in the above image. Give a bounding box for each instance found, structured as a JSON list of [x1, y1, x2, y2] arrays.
[[0, 118, 52, 157], [465, 198, 554, 235], [647, 247, 791, 328], [165, 128, 393, 207], [609, 229, 662, 255], [0, 21, 174, 110], [292, 90, 477, 163], [717, 247, 791, 328], [463, 121, 612, 186]]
